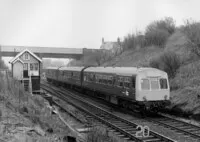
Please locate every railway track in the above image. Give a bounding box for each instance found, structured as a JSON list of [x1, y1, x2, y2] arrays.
[[41, 83, 176, 142], [148, 114, 200, 139]]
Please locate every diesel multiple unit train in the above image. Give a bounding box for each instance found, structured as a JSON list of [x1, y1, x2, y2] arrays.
[[45, 66, 170, 112]]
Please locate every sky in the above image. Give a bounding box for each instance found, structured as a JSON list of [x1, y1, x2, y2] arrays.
[[1, 0, 200, 66]]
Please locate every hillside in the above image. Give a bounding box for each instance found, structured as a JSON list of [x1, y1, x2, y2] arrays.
[[69, 29, 200, 119], [102, 30, 189, 67], [103, 30, 200, 119]]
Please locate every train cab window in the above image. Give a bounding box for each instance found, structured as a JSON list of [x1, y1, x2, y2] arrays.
[[150, 78, 159, 90], [141, 79, 150, 90], [160, 78, 168, 89]]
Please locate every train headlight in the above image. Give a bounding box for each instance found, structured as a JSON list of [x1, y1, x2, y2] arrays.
[[164, 95, 168, 100], [143, 96, 147, 101]]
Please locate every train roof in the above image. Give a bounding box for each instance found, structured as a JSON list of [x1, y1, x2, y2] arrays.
[[46, 66, 167, 76], [59, 66, 85, 71], [45, 66, 84, 71], [84, 67, 166, 76]]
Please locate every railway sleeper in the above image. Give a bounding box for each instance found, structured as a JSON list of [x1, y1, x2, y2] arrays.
[[176, 125, 196, 129], [118, 126, 135, 129], [142, 138, 161, 142]]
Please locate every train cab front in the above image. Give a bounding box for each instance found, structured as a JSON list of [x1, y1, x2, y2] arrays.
[[137, 74, 170, 112]]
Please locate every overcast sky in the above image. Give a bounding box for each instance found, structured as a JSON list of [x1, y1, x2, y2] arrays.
[[1, 0, 200, 67], [0, 0, 200, 49]]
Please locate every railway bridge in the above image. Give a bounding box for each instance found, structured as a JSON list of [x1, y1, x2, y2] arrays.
[[0, 45, 87, 59]]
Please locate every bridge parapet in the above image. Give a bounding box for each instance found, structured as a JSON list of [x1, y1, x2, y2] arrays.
[[0, 45, 84, 59]]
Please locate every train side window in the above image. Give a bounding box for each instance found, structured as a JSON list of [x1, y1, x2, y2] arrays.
[[141, 79, 150, 90], [113, 77, 116, 85], [124, 77, 130, 88], [95, 75, 99, 83], [118, 77, 123, 87], [160, 78, 168, 89], [103, 75, 107, 84], [98, 75, 102, 83], [132, 76, 136, 88], [124, 82, 130, 88], [93, 74, 96, 82], [108, 76, 113, 85]]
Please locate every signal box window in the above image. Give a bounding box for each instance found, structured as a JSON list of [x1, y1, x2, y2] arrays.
[[34, 63, 38, 70], [30, 64, 33, 70], [160, 78, 168, 89], [23, 63, 28, 70], [24, 53, 29, 60], [141, 79, 150, 90]]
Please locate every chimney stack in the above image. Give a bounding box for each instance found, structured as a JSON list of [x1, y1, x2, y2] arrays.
[[117, 37, 120, 44], [102, 38, 104, 44]]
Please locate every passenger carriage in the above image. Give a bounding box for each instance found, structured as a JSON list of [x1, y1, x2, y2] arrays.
[[83, 67, 170, 111], [45, 66, 170, 112], [58, 67, 84, 87]]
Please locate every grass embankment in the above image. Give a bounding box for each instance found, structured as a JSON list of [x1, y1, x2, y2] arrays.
[[169, 60, 200, 119], [0, 74, 78, 141]]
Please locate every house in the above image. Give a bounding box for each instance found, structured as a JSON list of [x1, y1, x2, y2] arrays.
[[100, 38, 122, 56], [9, 49, 42, 93]]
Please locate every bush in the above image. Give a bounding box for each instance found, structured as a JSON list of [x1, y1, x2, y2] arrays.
[[123, 34, 137, 50], [145, 17, 176, 47], [145, 29, 170, 47], [86, 125, 119, 142], [0, 60, 7, 69], [182, 19, 200, 57], [149, 51, 181, 78]]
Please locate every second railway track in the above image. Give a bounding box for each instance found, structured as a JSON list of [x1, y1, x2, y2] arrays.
[[41, 83, 176, 142], [147, 114, 200, 140]]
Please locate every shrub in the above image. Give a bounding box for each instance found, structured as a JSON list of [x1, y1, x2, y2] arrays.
[[86, 125, 119, 142], [145, 29, 170, 47], [123, 34, 136, 50], [0, 60, 7, 69], [182, 19, 200, 57], [123, 31, 146, 49], [145, 17, 176, 47], [149, 51, 181, 78]]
